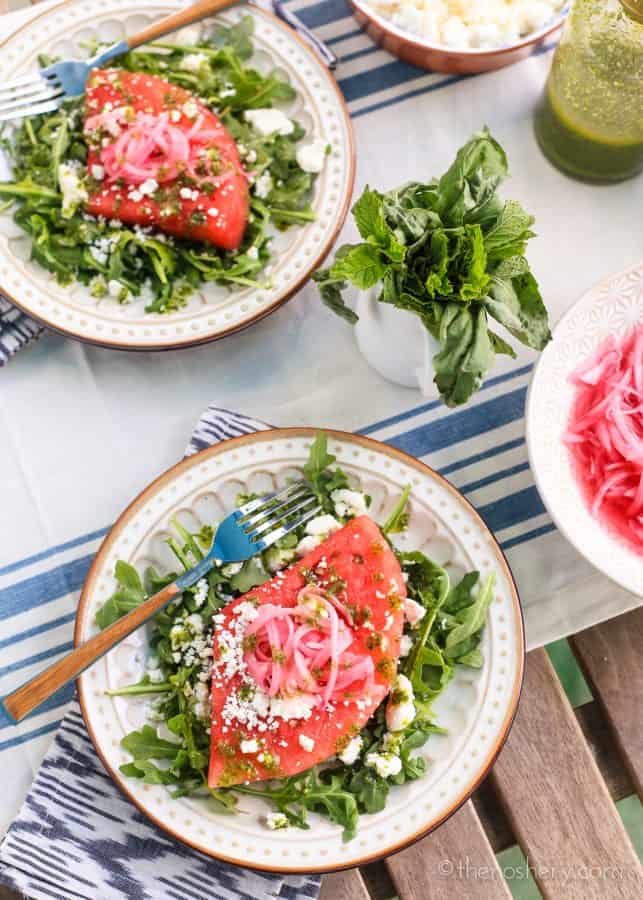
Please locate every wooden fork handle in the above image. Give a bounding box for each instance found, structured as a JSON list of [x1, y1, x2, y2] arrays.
[[126, 0, 237, 51], [3, 581, 180, 723]]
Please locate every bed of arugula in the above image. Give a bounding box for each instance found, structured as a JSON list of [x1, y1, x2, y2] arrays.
[[96, 434, 495, 841], [314, 128, 551, 407], [0, 17, 317, 313]]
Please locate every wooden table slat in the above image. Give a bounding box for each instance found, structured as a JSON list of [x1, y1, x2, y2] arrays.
[[490, 648, 643, 899], [385, 800, 512, 900], [570, 607, 643, 799], [319, 868, 370, 900]]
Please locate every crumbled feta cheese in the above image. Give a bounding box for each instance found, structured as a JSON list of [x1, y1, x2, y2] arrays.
[[58, 162, 88, 218], [240, 738, 260, 754], [338, 736, 363, 765], [295, 138, 328, 174], [222, 562, 243, 577], [385, 673, 416, 732], [182, 100, 199, 119], [139, 178, 158, 197], [206, 207, 220, 217], [107, 279, 125, 299], [270, 694, 315, 721], [296, 514, 342, 557], [193, 578, 208, 608], [404, 597, 426, 627], [147, 668, 165, 684], [170, 109, 181, 123], [90, 164, 104, 181], [247, 246, 259, 260], [295, 535, 322, 556], [180, 53, 208, 73], [399, 634, 413, 657], [306, 515, 342, 537], [331, 489, 368, 519], [252, 172, 273, 199], [365, 751, 403, 778], [245, 108, 295, 137], [265, 812, 289, 830], [298, 734, 315, 752], [364, 0, 562, 48]]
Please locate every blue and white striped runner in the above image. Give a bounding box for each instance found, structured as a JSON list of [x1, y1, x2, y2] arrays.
[[0, 0, 558, 364], [0, 406, 320, 900]]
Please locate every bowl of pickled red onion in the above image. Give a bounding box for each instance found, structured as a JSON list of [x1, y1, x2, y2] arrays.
[[526, 263, 643, 598]]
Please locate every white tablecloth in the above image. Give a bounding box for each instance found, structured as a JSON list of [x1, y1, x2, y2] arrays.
[[0, 0, 641, 835]]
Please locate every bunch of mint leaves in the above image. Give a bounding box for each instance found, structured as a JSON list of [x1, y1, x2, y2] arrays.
[[314, 128, 551, 407]]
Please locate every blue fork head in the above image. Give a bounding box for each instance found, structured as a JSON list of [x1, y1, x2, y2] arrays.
[[43, 40, 129, 99], [211, 513, 265, 562]]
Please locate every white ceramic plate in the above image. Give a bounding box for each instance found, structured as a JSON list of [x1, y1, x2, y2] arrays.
[[526, 262, 643, 598], [0, 0, 354, 350], [76, 428, 524, 873]]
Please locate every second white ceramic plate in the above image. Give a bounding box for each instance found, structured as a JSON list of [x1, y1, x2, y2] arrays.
[[76, 428, 524, 872], [0, 0, 354, 350], [527, 262, 643, 598]]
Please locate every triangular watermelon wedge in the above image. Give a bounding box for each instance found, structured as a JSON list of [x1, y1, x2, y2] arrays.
[[208, 516, 406, 788], [83, 69, 249, 250]]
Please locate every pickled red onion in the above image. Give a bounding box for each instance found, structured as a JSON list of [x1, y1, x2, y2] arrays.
[[86, 109, 235, 186], [564, 326, 643, 555], [243, 586, 375, 705]]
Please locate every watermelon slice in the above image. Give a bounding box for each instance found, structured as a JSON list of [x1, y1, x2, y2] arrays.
[[83, 69, 249, 250], [208, 516, 406, 788]]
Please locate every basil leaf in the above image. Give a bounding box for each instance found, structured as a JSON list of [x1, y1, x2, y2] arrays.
[[485, 258, 552, 351], [432, 304, 495, 407]]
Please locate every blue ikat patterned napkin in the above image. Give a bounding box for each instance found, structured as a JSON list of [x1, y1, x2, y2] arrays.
[[0, 406, 321, 900]]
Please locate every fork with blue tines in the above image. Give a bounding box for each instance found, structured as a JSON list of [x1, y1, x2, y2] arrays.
[[3, 480, 320, 722], [0, 0, 337, 124]]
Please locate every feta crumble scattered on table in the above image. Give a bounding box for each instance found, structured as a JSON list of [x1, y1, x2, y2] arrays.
[[363, 0, 564, 49]]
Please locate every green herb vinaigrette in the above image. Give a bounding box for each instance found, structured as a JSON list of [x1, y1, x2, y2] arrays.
[[535, 0, 643, 182]]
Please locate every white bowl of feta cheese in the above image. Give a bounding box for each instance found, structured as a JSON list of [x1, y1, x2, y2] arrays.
[[351, 0, 567, 73]]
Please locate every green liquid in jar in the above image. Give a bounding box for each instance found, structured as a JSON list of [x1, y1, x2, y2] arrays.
[[534, 0, 643, 182]]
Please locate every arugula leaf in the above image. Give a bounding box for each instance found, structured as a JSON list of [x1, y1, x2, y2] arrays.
[[346, 767, 389, 814], [121, 725, 182, 761], [445, 574, 495, 657], [303, 432, 350, 511], [229, 557, 270, 593], [443, 571, 480, 614], [95, 561, 146, 628], [208, 14, 255, 60], [381, 485, 411, 534]]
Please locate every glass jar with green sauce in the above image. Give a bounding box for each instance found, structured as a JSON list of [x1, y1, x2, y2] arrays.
[[534, 0, 643, 182]]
